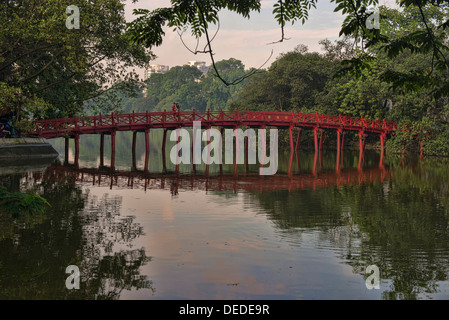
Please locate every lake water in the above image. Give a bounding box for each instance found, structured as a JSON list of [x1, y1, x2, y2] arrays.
[[1, 131, 449, 300]]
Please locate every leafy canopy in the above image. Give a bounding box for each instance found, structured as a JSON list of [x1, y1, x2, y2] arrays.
[[126, 0, 449, 98], [0, 0, 152, 122]]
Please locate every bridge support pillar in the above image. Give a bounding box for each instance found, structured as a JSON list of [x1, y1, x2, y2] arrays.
[[312, 149, 318, 176], [259, 125, 266, 172], [380, 132, 386, 156], [234, 126, 240, 176], [336, 149, 341, 174], [295, 128, 302, 151], [162, 128, 167, 155], [110, 131, 116, 171], [219, 127, 224, 175], [289, 126, 294, 152], [336, 129, 343, 174], [144, 128, 150, 172], [314, 127, 319, 152], [358, 131, 367, 152], [358, 149, 364, 171], [64, 137, 69, 165], [319, 130, 325, 151], [245, 134, 249, 173], [132, 131, 137, 170], [175, 128, 180, 174], [205, 126, 211, 177], [337, 129, 343, 152], [314, 127, 324, 152], [100, 134, 104, 167], [74, 133, 80, 168]]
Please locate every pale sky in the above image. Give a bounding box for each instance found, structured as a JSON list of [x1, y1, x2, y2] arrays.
[[124, 0, 394, 76]]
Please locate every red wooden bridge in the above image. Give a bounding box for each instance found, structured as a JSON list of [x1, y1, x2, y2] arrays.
[[29, 110, 397, 169]]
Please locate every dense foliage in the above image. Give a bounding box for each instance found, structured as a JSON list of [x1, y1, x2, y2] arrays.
[[0, 0, 152, 128], [119, 58, 248, 113], [0, 186, 50, 218]]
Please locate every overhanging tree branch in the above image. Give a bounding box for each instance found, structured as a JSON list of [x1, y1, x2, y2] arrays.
[[193, 0, 271, 86], [416, 1, 449, 71]]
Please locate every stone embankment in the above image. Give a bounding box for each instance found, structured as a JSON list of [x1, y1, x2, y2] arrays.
[[0, 137, 59, 159]]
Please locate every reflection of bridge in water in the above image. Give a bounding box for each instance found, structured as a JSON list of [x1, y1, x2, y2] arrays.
[[38, 151, 391, 193]]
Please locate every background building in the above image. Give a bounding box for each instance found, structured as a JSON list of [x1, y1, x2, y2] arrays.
[[188, 61, 209, 74], [144, 64, 170, 80], [143, 64, 170, 97]]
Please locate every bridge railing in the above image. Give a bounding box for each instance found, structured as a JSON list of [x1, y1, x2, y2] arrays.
[[30, 110, 397, 137]]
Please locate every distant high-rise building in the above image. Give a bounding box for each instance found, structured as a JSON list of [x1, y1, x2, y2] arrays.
[[188, 61, 209, 74], [144, 64, 170, 80], [143, 64, 170, 98]]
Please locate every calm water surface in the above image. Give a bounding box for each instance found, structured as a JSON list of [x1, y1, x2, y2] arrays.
[[1, 132, 449, 300]]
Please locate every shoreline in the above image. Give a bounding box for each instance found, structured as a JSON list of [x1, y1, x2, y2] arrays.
[[0, 137, 59, 160]]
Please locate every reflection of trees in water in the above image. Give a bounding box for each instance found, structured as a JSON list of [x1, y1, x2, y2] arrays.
[[78, 193, 153, 299], [248, 158, 449, 299], [0, 175, 153, 299]]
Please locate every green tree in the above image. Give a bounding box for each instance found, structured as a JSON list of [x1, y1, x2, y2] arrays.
[[230, 44, 339, 113], [0, 0, 152, 122], [200, 58, 247, 109], [126, 0, 449, 98]]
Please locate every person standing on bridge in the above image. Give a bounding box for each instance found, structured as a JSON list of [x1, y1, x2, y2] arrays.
[[173, 103, 181, 120]]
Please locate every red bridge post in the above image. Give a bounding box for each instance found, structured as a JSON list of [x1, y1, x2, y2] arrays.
[[358, 130, 367, 152], [337, 128, 342, 152], [162, 128, 167, 156], [319, 129, 325, 151], [74, 133, 80, 169], [380, 132, 386, 156], [111, 131, 116, 171], [289, 126, 294, 152], [100, 134, 104, 167], [144, 128, 150, 172], [295, 128, 302, 151], [132, 131, 137, 170], [64, 137, 69, 165], [162, 128, 167, 173]]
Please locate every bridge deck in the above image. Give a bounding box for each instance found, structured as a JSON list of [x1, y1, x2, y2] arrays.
[[30, 110, 397, 139]]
